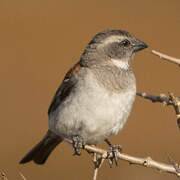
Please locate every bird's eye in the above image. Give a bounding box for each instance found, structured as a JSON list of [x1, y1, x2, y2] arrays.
[[120, 39, 131, 47]]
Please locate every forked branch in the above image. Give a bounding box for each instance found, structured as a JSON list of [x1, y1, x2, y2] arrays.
[[137, 92, 180, 129], [64, 139, 180, 179]]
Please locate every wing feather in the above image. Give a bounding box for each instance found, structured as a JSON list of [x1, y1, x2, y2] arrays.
[[48, 63, 82, 115]]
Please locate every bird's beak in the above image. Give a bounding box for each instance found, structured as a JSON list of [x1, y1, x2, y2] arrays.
[[133, 39, 148, 52]]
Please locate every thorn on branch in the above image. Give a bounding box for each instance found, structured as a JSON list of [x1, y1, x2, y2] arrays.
[[143, 157, 152, 167]]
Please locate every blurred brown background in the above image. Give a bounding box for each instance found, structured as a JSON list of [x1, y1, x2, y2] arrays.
[[0, 0, 180, 179]]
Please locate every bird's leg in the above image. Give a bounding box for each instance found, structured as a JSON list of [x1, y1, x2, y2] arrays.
[[105, 139, 122, 167], [72, 136, 85, 156]]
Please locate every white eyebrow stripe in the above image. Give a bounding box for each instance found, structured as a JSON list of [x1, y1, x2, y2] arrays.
[[102, 35, 124, 45], [111, 59, 129, 70]]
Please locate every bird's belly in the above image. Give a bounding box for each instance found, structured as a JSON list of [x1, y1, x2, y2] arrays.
[[81, 90, 136, 144], [49, 73, 136, 144]]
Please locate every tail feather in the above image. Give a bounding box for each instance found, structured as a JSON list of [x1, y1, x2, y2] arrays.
[[20, 130, 63, 164]]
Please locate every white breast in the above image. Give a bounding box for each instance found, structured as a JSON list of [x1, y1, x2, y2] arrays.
[[49, 69, 136, 144]]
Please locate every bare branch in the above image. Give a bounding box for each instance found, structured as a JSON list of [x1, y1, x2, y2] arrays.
[[0, 170, 8, 180], [86, 145, 180, 177], [93, 153, 105, 180], [93, 165, 98, 180], [150, 50, 180, 66], [137, 92, 180, 129], [136, 92, 170, 105], [64, 139, 180, 178], [19, 172, 27, 180], [168, 156, 180, 173], [93, 153, 98, 180]]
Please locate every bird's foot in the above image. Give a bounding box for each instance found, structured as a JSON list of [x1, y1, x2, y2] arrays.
[[105, 139, 122, 167], [72, 136, 85, 156]]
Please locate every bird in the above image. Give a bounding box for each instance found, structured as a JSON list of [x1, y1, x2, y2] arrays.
[[20, 29, 147, 165]]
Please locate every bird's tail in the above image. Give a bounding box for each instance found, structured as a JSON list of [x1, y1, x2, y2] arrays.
[[19, 130, 63, 165]]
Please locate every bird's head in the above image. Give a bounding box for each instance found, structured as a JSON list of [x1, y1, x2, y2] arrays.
[[81, 30, 148, 69]]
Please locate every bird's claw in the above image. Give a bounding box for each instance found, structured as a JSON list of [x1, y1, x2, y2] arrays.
[[72, 136, 85, 156], [107, 145, 122, 167]]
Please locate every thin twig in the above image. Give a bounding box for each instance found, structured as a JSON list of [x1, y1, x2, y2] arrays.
[[0, 170, 8, 180], [150, 50, 180, 66], [168, 156, 180, 173], [137, 92, 180, 129], [93, 153, 98, 180], [19, 172, 27, 180], [64, 139, 180, 178], [86, 145, 180, 177], [93, 153, 105, 180], [93, 166, 98, 180], [136, 92, 170, 105]]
